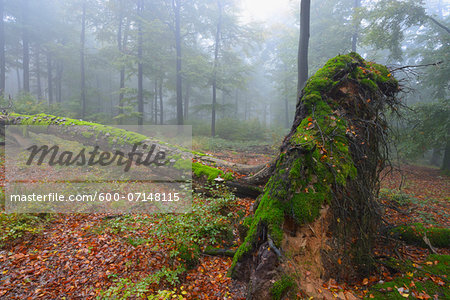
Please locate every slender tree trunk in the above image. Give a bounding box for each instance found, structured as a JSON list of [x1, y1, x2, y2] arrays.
[[173, 0, 183, 125], [117, 0, 124, 120], [442, 141, 450, 171], [80, 1, 86, 118], [0, 0, 5, 95], [137, 0, 144, 126], [22, 0, 30, 93], [284, 65, 289, 128], [46, 52, 53, 104], [211, 0, 222, 137], [234, 89, 238, 116], [35, 44, 42, 99], [154, 79, 158, 124], [56, 60, 63, 103], [297, 0, 310, 96], [16, 57, 21, 92], [159, 79, 163, 124], [184, 81, 190, 120], [263, 103, 267, 127], [96, 75, 101, 112], [430, 148, 441, 166], [244, 92, 248, 120], [427, 15, 450, 34], [351, 0, 361, 52], [117, 1, 129, 123]]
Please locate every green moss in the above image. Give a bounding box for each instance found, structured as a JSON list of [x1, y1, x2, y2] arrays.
[[173, 158, 192, 171], [177, 243, 200, 269], [391, 223, 450, 248], [223, 172, 234, 181], [81, 131, 94, 138], [231, 53, 398, 276], [192, 162, 224, 182], [271, 275, 295, 300], [361, 78, 378, 92], [10, 113, 196, 153], [367, 255, 449, 299]]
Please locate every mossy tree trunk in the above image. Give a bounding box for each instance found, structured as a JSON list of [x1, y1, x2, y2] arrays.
[[231, 53, 400, 299]]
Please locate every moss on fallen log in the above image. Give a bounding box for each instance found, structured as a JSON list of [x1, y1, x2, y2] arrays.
[[392, 223, 450, 248]]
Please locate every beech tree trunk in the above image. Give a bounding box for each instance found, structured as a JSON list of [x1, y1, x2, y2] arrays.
[[184, 81, 189, 120], [297, 0, 310, 95], [80, 1, 86, 118], [173, 0, 183, 125], [137, 0, 144, 126], [211, 0, 222, 137], [117, 0, 125, 123], [351, 0, 361, 52], [159, 78, 163, 124], [35, 45, 42, 99], [0, 0, 5, 95], [46, 52, 53, 104], [56, 60, 63, 103], [22, 0, 30, 93], [442, 141, 450, 171]]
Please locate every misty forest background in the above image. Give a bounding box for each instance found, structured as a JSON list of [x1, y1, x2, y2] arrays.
[[0, 0, 448, 169]]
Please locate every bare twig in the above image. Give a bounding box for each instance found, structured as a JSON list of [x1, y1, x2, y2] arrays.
[[391, 61, 443, 72]]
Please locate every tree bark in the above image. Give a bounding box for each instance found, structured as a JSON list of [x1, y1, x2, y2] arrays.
[[173, 0, 183, 125], [184, 81, 189, 120], [427, 15, 450, 35], [297, 0, 310, 96], [117, 0, 124, 123], [22, 0, 30, 93], [442, 141, 450, 171], [351, 0, 361, 52], [16, 57, 21, 92], [56, 60, 63, 103], [80, 1, 86, 118], [35, 44, 42, 99], [284, 65, 289, 128], [46, 51, 53, 104], [0, 0, 5, 95], [159, 78, 163, 124], [137, 0, 144, 126], [154, 79, 158, 124], [211, 0, 222, 137]]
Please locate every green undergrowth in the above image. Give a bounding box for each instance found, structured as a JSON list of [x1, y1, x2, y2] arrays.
[[380, 188, 447, 225], [367, 255, 449, 299], [0, 213, 51, 248], [391, 223, 450, 248], [94, 187, 241, 298], [271, 275, 295, 300], [98, 265, 187, 300], [94, 185, 238, 268], [192, 162, 234, 181], [231, 52, 397, 274]]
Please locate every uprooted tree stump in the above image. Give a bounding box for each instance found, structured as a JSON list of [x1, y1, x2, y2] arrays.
[[230, 53, 401, 299]]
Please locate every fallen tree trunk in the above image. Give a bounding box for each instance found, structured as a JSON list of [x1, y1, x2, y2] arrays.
[[230, 53, 401, 299], [0, 112, 269, 197]]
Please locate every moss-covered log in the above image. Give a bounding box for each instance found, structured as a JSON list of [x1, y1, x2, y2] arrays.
[[230, 53, 400, 299], [392, 223, 450, 248], [0, 113, 268, 197]]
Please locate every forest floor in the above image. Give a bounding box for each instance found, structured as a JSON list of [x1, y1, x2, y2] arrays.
[[0, 147, 448, 299]]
